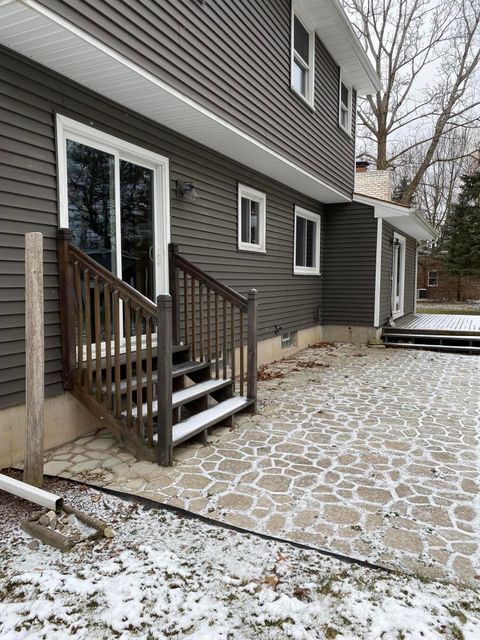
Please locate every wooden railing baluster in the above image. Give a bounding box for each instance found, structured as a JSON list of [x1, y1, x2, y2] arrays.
[[125, 299, 133, 429], [199, 282, 204, 361], [84, 270, 92, 393], [222, 297, 227, 379], [146, 316, 153, 446], [104, 283, 112, 410], [207, 287, 211, 362], [135, 307, 143, 434], [231, 302, 235, 394], [184, 271, 188, 346], [191, 276, 196, 360], [73, 261, 83, 387], [93, 275, 102, 402], [113, 290, 121, 418]]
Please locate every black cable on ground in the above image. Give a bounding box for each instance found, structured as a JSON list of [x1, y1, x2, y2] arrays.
[[50, 474, 394, 575]]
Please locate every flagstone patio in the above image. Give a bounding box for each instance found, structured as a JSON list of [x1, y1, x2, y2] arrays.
[[42, 343, 480, 585]]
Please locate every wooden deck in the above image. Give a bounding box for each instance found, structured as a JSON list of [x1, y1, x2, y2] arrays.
[[393, 313, 480, 335], [383, 313, 480, 353]]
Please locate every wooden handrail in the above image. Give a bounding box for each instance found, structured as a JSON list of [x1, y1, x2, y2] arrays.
[[171, 249, 248, 312], [57, 230, 257, 466], [68, 244, 157, 317]]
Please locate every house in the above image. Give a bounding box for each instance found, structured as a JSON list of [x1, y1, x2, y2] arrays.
[[418, 254, 480, 302], [0, 0, 434, 467]]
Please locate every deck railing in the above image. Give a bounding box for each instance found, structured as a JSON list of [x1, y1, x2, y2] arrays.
[[169, 243, 257, 408], [57, 231, 257, 466], [57, 229, 173, 464]]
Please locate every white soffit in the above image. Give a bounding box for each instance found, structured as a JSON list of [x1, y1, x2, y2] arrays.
[[353, 194, 436, 241], [299, 0, 381, 96], [0, 0, 350, 204]]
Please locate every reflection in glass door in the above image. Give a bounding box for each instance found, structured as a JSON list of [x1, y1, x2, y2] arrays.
[[120, 160, 154, 301], [66, 139, 157, 349]]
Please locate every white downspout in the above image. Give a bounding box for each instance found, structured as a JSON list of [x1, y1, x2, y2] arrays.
[[0, 474, 62, 511]]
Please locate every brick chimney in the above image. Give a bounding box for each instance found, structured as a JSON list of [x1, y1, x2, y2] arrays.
[[355, 162, 393, 201]]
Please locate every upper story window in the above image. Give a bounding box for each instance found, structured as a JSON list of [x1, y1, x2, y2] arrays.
[[294, 206, 321, 275], [339, 76, 352, 134], [291, 9, 315, 107], [238, 184, 266, 253]]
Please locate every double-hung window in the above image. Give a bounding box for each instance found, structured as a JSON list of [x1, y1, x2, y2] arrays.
[[294, 207, 321, 275], [428, 270, 438, 287], [339, 77, 352, 134], [238, 184, 266, 253], [291, 10, 315, 106]]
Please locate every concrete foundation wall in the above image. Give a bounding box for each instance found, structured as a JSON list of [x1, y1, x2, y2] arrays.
[[322, 325, 382, 344], [0, 392, 101, 468]]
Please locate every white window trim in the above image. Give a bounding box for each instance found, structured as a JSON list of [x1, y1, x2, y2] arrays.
[[293, 206, 321, 275], [339, 73, 353, 135], [392, 232, 406, 319], [290, 4, 315, 108], [237, 184, 266, 253], [55, 114, 170, 297]]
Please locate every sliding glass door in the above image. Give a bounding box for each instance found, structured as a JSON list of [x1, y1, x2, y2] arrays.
[[66, 140, 156, 302]]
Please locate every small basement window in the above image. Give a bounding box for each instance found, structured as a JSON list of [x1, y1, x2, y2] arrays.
[[294, 207, 321, 275], [291, 9, 315, 106], [238, 184, 266, 253], [428, 270, 438, 287], [339, 77, 352, 134], [281, 331, 297, 348]]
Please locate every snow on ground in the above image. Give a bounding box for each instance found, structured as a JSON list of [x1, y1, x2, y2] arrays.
[[0, 480, 479, 640]]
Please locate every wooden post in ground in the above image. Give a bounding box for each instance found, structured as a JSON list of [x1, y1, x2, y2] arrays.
[[24, 232, 45, 488]]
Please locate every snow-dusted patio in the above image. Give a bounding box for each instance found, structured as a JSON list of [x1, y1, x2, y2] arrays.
[[42, 344, 480, 584]]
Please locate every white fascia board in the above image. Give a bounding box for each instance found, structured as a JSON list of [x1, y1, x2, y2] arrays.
[[299, 0, 381, 96], [353, 194, 436, 241], [0, 0, 351, 205]]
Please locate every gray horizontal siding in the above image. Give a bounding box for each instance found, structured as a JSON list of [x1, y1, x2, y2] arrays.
[[322, 202, 377, 326], [379, 222, 417, 325], [0, 47, 323, 409], [37, 0, 356, 197]]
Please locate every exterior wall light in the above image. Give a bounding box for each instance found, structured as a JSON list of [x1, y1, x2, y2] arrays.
[[176, 180, 199, 203]]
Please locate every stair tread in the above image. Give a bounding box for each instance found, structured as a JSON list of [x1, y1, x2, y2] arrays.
[[101, 360, 211, 394], [172, 378, 232, 408], [172, 396, 251, 445], [172, 360, 211, 377], [91, 344, 189, 370], [126, 378, 233, 417]]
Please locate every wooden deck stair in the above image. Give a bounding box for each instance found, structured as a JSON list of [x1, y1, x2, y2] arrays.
[[57, 231, 258, 466]]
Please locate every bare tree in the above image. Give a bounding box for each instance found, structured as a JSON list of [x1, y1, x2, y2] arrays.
[[344, 0, 480, 205]]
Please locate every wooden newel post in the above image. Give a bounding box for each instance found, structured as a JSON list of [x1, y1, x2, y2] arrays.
[[157, 294, 173, 466], [57, 228, 75, 390], [247, 289, 258, 412], [168, 243, 180, 345], [24, 232, 45, 488]]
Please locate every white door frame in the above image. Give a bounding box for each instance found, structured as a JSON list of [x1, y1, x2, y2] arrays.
[[55, 114, 170, 297], [392, 232, 406, 319]]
